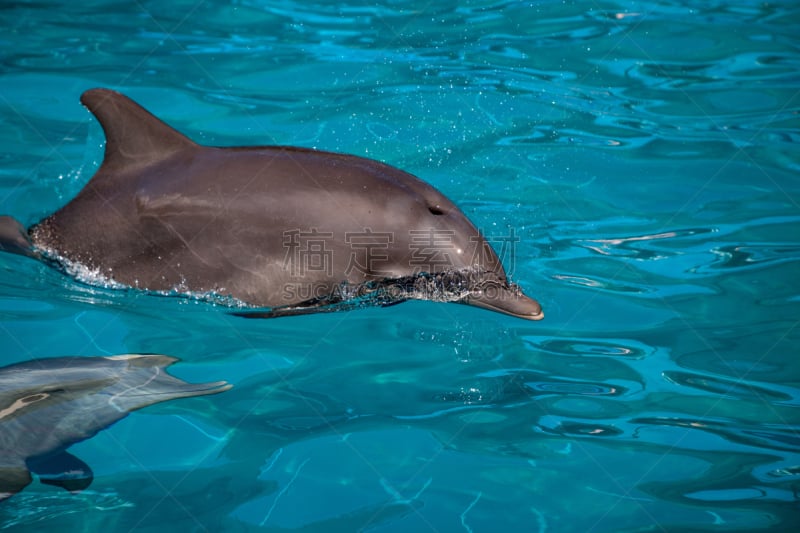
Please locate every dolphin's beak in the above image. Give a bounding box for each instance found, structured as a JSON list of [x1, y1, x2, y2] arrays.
[[461, 286, 544, 321]]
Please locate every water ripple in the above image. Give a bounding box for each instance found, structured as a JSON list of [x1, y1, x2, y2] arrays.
[[434, 369, 626, 407], [522, 336, 656, 359], [663, 370, 794, 402], [576, 228, 716, 260], [694, 243, 800, 273], [538, 420, 624, 438], [632, 417, 800, 453]]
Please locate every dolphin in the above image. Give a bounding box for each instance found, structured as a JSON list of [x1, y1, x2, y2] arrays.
[[0, 88, 542, 320], [0, 354, 231, 501]]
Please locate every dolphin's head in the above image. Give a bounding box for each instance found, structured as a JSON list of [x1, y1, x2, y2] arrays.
[[372, 169, 543, 321]]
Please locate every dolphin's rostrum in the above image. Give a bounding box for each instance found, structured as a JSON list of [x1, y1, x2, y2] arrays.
[[0, 89, 542, 320], [0, 354, 230, 501]]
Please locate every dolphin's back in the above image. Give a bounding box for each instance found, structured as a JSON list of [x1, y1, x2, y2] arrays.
[[29, 90, 475, 306]]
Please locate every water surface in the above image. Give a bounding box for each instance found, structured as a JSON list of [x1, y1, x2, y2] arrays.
[[1, 1, 798, 531]]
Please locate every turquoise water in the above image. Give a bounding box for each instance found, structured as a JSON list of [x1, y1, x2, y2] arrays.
[[1, 0, 799, 531]]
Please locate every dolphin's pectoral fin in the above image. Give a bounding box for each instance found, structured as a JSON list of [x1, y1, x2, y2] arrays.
[[0, 215, 38, 259], [233, 308, 311, 319], [233, 290, 361, 318], [233, 295, 409, 318], [233, 304, 342, 319], [379, 299, 406, 308], [0, 464, 32, 501], [27, 451, 94, 493]]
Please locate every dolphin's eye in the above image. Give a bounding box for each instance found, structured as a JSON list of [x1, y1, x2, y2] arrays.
[[428, 205, 445, 216]]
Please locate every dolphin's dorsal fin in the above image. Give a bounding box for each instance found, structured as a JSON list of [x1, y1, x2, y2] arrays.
[[80, 88, 197, 172]]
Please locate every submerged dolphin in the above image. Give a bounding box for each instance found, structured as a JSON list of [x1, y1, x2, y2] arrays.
[[0, 89, 542, 320], [0, 354, 230, 501]]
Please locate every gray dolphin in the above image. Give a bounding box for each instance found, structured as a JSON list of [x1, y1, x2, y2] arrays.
[[0, 89, 542, 320], [0, 354, 230, 501]]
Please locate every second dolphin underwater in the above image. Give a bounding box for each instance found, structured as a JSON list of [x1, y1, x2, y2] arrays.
[[0, 355, 230, 501], [0, 89, 542, 320]]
